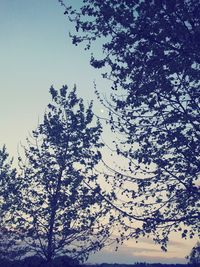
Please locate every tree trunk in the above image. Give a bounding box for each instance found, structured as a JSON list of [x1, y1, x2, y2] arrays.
[[46, 166, 64, 265]]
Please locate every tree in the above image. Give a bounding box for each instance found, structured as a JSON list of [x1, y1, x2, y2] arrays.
[[0, 146, 24, 260], [187, 242, 200, 266], [60, 0, 200, 247], [16, 86, 112, 265]]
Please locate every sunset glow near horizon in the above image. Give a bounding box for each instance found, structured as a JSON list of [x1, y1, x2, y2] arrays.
[[0, 0, 198, 264]]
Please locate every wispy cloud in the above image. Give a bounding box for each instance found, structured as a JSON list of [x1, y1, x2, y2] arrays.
[[87, 234, 196, 264], [88, 245, 187, 265], [134, 237, 189, 248]]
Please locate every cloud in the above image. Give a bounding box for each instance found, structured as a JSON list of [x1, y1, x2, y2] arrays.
[[88, 240, 180, 264], [88, 246, 187, 265], [134, 237, 189, 248], [87, 233, 197, 264]]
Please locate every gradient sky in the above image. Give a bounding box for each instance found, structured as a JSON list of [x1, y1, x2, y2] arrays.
[[0, 0, 198, 264]]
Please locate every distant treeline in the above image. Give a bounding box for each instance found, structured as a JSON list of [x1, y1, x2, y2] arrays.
[[0, 255, 78, 267], [86, 264, 197, 267], [0, 256, 197, 267], [87, 263, 194, 267]]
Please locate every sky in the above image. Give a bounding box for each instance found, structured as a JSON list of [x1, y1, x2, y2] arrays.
[[0, 0, 198, 264]]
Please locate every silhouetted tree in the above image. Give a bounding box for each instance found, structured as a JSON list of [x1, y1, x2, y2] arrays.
[[60, 0, 200, 247], [0, 146, 24, 260], [16, 86, 112, 265], [187, 242, 200, 266]]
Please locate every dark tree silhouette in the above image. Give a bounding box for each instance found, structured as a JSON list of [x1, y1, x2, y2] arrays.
[[0, 146, 25, 260], [60, 0, 200, 247], [16, 86, 112, 265], [187, 242, 200, 266]]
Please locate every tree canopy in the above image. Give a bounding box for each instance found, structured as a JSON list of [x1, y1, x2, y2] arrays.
[[0, 146, 24, 260], [16, 86, 113, 264], [187, 242, 200, 266], [61, 0, 200, 247]]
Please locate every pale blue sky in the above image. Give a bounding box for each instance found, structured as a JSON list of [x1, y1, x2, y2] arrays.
[[0, 0, 107, 157], [0, 0, 197, 264]]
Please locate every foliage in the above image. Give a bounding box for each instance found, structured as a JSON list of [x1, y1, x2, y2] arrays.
[[187, 242, 200, 266], [0, 146, 24, 260], [0, 255, 81, 267], [0, 146, 16, 217], [61, 0, 200, 247], [16, 86, 112, 264]]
